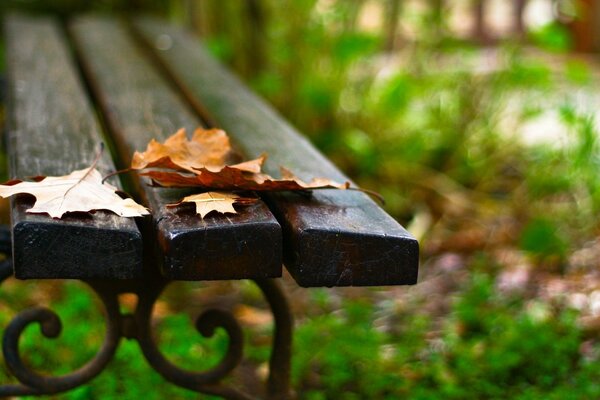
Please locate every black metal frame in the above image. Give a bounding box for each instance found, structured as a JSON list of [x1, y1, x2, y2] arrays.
[[0, 259, 293, 399]]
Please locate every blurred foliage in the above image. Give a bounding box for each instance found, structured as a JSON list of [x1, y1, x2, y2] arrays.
[[1, 0, 600, 399], [529, 22, 572, 52], [194, 0, 600, 258]]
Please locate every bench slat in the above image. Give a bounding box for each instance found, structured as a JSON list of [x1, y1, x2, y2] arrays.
[[133, 18, 419, 287], [4, 15, 143, 279], [70, 17, 282, 281]]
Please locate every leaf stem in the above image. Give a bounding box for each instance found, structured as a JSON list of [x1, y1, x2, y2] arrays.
[[346, 187, 386, 205], [102, 167, 133, 184], [68, 143, 105, 190], [59, 143, 105, 212]]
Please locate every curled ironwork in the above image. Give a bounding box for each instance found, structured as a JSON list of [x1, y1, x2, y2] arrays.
[[0, 274, 293, 399], [0, 281, 121, 397], [132, 279, 253, 400]]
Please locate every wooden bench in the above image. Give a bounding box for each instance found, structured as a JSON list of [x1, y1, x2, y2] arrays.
[[0, 14, 419, 399]]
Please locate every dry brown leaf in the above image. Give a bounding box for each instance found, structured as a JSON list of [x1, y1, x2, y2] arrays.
[[131, 127, 229, 172], [133, 128, 349, 193], [0, 167, 149, 219], [143, 166, 349, 191], [228, 155, 267, 174], [131, 127, 265, 173], [167, 191, 258, 218]]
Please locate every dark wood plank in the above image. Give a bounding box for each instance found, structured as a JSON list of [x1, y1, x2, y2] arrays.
[[69, 17, 282, 281], [4, 14, 143, 279], [133, 18, 419, 287]]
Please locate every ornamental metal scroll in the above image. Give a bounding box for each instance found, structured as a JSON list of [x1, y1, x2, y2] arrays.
[[0, 261, 293, 400]]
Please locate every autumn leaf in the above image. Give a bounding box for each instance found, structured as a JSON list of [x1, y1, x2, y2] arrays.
[[128, 128, 366, 219], [132, 128, 350, 193], [0, 167, 149, 219], [143, 166, 349, 191], [131, 127, 265, 173], [167, 191, 258, 218]]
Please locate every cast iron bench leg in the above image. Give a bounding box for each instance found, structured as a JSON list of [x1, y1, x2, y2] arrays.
[[0, 258, 292, 399]]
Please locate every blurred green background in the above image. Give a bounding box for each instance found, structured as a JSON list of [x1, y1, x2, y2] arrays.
[[0, 0, 600, 399]]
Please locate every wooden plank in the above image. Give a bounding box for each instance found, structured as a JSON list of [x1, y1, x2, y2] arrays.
[[4, 15, 143, 279], [69, 17, 282, 281], [133, 18, 419, 287]]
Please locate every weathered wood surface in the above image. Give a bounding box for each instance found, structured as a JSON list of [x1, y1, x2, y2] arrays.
[[133, 18, 419, 287], [70, 17, 282, 280], [4, 15, 143, 279]]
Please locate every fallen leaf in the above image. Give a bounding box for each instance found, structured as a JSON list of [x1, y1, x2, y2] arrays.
[[226, 154, 267, 174], [133, 128, 350, 192], [131, 127, 265, 173], [167, 191, 258, 218], [0, 167, 149, 219], [142, 166, 349, 191]]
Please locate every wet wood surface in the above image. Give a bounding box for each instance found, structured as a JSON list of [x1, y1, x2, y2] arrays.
[[70, 17, 282, 280], [133, 18, 419, 287], [4, 14, 143, 279], [5, 14, 418, 286]]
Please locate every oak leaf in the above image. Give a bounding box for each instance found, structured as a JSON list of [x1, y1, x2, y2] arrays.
[[133, 128, 349, 193], [143, 167, 349, 191], [131, 127, 265, 173], [167, 191, 258, 218], [0, 168, 149, 219]]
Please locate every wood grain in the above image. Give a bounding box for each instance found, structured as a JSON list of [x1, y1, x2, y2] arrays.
[[70, 17, 282, 280], [133, 18, 419, 287], [4, 14, 143, 279]]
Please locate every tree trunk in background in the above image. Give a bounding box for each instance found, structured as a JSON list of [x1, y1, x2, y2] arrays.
[[193, 1, 249, 74], [513, 0, 526, 38], [181, 0, 200, 34], [180, 0, 195, 31], [194, 0, 211, 37], [429, 0, 445, 41], [245, 0, 266, 77], [472, 0, 487, 43], [566, 0, 599, 52], [384, 0, 402, 52], [195, 1, 222, 38], [594, 0, 600, 51], [334, 0, 365, 32]]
